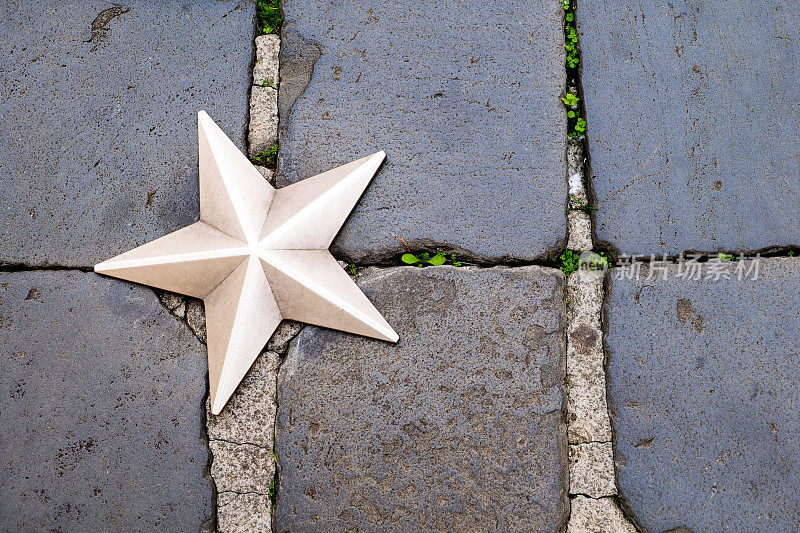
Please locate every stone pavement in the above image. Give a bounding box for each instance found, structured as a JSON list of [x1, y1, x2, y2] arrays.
[[278, 0, 568, 263], [578, 0, 800, 256], [0, 1, 252, 530], [3, 0, 800, 531], [576, 1, 800, 532], [608, 258, 800, 532], [0, 272, 212, 531], [274, 266, 568, 532], [0, 0, 253, 267]]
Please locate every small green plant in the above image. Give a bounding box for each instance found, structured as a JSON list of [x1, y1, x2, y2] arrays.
[[564, 12, 580, 70], [560, 249, 611, 277], [401, 252, 462, 267], [562, 0, 585, 135], [251, 143, 279, 168], [268, 478, 278, 509], [257, 78, 277, 88], [256, 0, 283, 35], [573, 117, 587, 136], [583, 251, 611, 270], [562, 93, 579, 106], [719, 253, 737, 261], [347, 263, 358, 276], [559, 250, 581, 277], [788, 251, 796, 257]]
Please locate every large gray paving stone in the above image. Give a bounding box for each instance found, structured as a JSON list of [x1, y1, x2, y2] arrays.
[[0, 271, 212, 531], [278, 1, 567, 263], [578, 1, 800, 255], [0, 1, 254, 266], [274, 266, 568, 532], [607, 258, 800, 532]]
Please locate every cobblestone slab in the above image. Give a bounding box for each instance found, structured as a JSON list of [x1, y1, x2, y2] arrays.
[[607, 258, 800, 531], [278, 0, 567, 262], [578, 1, 800, 255], [0, 272, 212, 531], [274, 266, 568, 532], [0, 0, 253, 266]]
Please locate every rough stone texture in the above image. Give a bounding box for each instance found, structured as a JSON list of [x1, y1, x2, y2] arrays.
[[253, 34, 281, 87], [567, 138, 588, 207], [569, 442, 616, 498], [256, 165, 277, 185], [567, 211, 593, 251], [265, 321, 304, 354], [607, 258, 800, 532], [566, 270, 611, 444], [578, 1, 800, 255], [156, 289, 184, 311], [210, 440, 276, 494], [207, 351, 280, 447], [567, 497, 637, 533], [275, 266, 568, 532], [206, 341, 280, 533], [248, 86, 279, 157], [186, 297, 207, 343], [0, 1, 254, 266], [278, 0, 567, 262], [218, 492, 273, 533], [0, 271, 212, 531]]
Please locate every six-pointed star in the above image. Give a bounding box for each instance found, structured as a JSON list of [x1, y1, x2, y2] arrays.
[[95, 111, 398, 414]]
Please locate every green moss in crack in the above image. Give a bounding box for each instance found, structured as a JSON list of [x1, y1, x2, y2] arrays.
[[251, 143, 279, 168], [559, 249, 581, 277], [562, 0, 587, 137], [268, 478, 278, 510], [256, 0, 283, 35], [256, 78, 277, 89], [560, 249, 611, 276]]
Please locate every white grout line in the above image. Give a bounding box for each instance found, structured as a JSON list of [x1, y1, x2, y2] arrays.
[[563, 139, 638, 532]]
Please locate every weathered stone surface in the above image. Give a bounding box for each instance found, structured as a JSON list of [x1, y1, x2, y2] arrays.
[[156, 289, 184, 311], [265, 321, 303, 354], [278, 1, 567, 262], [256, 165, 276, 185], [607, 258, 800, 531], [578, 1, 800, 255], [0, 1, 254, 266], [186, 297, 206, 343], [566, 270, 611, 444], [253, 34, 281, 87], [274, 266, 568, 532], [567, 496, 637, 533], [207, 351, 280, 447], [248, 86, 279, 157], [218, 492, 273, 533], [569, 442, 616, 498], [0, 271, 212, 531], [567, 211, 593, 251], [210, 440, 276, 494]]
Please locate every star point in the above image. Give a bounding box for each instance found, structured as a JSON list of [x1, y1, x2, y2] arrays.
[[95, 111, 397, 415]]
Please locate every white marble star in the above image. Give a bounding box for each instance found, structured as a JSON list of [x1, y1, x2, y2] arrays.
[[95, 111, 398, 414]]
